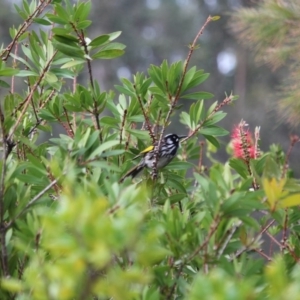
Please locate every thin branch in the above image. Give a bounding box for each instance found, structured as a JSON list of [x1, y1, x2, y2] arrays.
[[217, 220, 242, 259], [265, 231, 282, 248], [0, 0, 52, 61], [119, 109, 127, 146], [7, 50, 58, 142], [181, 95, 233, 143], [63, 106, 75, 138], [197, 141, 205, 171], [18, 255, 28, 280], [73, 76, 78, 132], [152, 109, 162, 136], [282, 208, 289, 251], [254, 248, 272, 261], [4, 178, 59, 231], [282, 134, 299, 178], [152, 16, 214, 180], [10, 42, 19, 94], [264, 230, 299, 262], [0, 106, 9, 277], [166, 263, 185, 300], [71, 25, 103, 142], [119, 109, 127, 166], [188, 214, 221, 261], [231, 219, 275, 260], [135, 89, 156, 143]]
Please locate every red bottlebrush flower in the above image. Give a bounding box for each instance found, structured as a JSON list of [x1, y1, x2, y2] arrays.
[[231, 120, 255, 161]]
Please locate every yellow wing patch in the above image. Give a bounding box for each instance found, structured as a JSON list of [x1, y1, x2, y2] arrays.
[[133, 145, 154, 160], [140, 145, 155, 154]]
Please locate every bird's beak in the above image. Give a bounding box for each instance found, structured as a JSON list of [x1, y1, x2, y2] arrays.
[[178, 135, 187, 142]]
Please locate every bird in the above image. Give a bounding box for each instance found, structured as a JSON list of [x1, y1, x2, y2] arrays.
[[119, 133, 186, 182]]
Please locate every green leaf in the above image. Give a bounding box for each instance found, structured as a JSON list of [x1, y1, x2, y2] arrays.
[[88, 140, 120, 159], [108, 31, 122, 41], [0, 68, 19, 76], [181, 66, 196, 92], [92, 49, 124, 59], [53, 42, 84, 59], [44, 72, 58, 83], [89, 35, 110, 47], [33, 17, 52, 25], [180, 111, 191, 128], [54, 3, 70, 22], [203, 134, 220, 148], [53, 34, 78, 44], [199, 126, 228, 136], [114, 85, 136, 98], [101, 149, 125, 157], [73, 1, 91, 22], [1, 278, 23, 293], [10, 53, 33, 69], [76, 20, 92, 29], [229, 158, 249, 179], [0, 80, 10, 88], [204, 111, 227, 126], [148, 65, 165, 92], [185, 72, 210, 90], [14, 4, 27, 20], [167, 193, 187, 205], [100, 42, 126, 51], [182, 91, 214, 100], [60, 60, 85, 69], [47, 14, 67, 25], [211, 15, 221, 21], [17, 70, 39, 77], [100, 116, 120, 127], [165, 161, 193, 170]]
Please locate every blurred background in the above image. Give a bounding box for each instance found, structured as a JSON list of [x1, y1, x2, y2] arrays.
[[3, 0, 299, 174]]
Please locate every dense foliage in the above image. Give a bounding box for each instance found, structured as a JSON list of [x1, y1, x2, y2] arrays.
[[230, 0, 300, 127], [0, 1, 300, 299]]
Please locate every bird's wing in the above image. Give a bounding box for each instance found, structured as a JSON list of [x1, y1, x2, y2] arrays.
[[139, 145, 154, 154], [133, 145, 154, 160]]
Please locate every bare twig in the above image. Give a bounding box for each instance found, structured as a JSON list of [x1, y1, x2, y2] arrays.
[[152, 16, 214, 180], [135, 90, 156, 143], [71, 25, 103, 142], [254, 248, 272, 261]]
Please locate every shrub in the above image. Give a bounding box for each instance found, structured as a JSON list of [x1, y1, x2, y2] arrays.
[[0, 1, 300, 299]]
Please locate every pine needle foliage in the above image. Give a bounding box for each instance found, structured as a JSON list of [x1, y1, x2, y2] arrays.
[[230, 0, 300, 126]]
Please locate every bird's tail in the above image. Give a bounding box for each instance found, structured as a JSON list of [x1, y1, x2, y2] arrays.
[[119, 164, 145, 183]]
